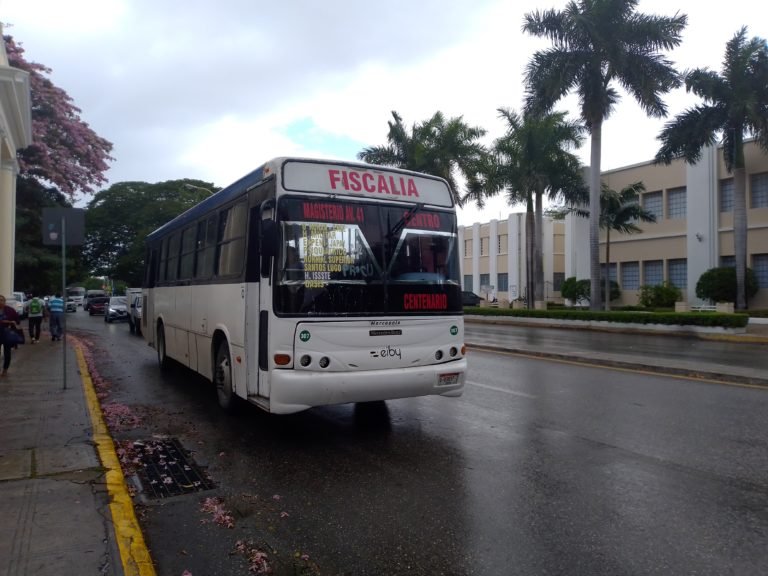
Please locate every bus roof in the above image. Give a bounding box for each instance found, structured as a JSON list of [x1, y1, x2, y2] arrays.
[[146, 157, 454, 242]]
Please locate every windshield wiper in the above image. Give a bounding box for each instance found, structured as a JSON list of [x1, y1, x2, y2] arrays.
[[386, 203, 424, 243]]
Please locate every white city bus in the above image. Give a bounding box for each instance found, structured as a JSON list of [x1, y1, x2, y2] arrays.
[[142, 158, 466, 414]]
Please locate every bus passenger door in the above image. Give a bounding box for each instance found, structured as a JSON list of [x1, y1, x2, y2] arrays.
[[244, 205, 266, 399]]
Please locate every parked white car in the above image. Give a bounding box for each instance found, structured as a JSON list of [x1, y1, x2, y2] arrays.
[[12, 291, 27, 319], [6, 297, 24, 319], [128, 294, 142, 335], [104, 296, 128, 323]]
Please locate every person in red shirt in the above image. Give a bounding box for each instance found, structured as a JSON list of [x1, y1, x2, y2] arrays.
[[0, 294, 21, 377]]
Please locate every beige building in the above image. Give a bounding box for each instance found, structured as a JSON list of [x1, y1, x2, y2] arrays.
[[0, 27, 32, 296], [460, 140, 768, 309]]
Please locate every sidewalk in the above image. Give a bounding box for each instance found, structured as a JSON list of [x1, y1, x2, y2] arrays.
[[0, 337, 124, 576]]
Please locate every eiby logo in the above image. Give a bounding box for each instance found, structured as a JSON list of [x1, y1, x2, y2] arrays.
[[370, 346, 402, 359]]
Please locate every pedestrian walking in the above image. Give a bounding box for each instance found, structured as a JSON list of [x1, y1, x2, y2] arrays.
[[0, 294, 22, 377], [48, 292, 64, 341], [27, 293, 45, 343]]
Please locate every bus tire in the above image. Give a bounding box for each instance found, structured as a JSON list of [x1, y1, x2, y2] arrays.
[[157, 323, 170, 371], [214, 343, 235, 411]]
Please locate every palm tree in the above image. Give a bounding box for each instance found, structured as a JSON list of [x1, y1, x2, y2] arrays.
[[656, 27, 768, 310], [600, 182, 656, 310], [357, 111, 487, 205], [523, 0, 686, 310], [464, 109, 586, 307]]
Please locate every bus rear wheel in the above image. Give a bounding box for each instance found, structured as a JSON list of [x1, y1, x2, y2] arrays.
[[157, 323, 170, 371], [214, 343, 235, 411]]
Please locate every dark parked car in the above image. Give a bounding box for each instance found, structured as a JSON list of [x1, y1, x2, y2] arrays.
[[104, 296, 128, 323], [461, 291, 482, 306], [88, 296, 109, 316]]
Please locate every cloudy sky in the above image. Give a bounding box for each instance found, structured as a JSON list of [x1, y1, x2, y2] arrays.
[[2, 0, 765, 225]]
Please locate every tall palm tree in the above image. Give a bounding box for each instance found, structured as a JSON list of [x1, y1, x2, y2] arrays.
[[600, 182, 656, 310], [656, 27, 768, 310], [465, 109, 586, 307], [523, 0, 686, 310], [357, 110, 487, 205]]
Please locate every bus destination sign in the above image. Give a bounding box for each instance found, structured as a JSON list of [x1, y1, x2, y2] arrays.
[[282, 160, 454, 207]]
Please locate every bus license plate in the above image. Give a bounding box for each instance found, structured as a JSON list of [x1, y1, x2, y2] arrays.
[[438, 372, 460, 386]]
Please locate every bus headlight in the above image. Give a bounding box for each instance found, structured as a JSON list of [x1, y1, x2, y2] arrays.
[[435, 350, 444, 361], [300, 355, 312, 367], [318, 356, 330, 368], [449, 347, 458, 357]]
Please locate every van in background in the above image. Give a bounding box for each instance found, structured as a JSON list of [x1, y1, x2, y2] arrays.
[[66, 286, 86, 307]]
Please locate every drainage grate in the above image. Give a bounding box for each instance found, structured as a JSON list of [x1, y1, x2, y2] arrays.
[[129, 438, 215, 499]]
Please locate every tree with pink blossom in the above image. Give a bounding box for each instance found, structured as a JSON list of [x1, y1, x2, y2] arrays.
[[4, 33, 113, 198]]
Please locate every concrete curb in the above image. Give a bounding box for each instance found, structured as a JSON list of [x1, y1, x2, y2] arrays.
[[75, 346, 157, 576]]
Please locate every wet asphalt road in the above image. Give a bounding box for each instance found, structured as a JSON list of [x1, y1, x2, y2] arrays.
[[69, 312, 768, 576]]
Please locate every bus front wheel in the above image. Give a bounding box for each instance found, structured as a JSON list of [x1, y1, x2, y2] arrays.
[[214, 343, 235, 411], [157, 323, 170, 371]]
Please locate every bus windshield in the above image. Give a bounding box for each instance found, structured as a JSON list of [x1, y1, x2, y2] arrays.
[[275, 197, 461, 315]]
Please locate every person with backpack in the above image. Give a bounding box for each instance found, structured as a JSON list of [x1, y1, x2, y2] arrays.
[[27, 294, 45, 343], [47, 293, 64, 341]]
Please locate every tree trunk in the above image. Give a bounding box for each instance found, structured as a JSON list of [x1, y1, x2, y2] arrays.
[[526, 197, 535, 309], [733, 165, 747, 310], [589, 121, 603, 311], [604, 228, 611, 311], [534, 187, 544, 304]]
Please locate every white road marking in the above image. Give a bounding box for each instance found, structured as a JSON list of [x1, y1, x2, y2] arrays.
[[466, 380, 537, 398]]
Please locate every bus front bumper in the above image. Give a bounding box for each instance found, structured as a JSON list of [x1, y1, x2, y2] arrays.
[[266, 359, 467, 415]]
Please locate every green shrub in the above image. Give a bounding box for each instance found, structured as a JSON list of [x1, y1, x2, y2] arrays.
[[560, 277, 590, 304], [560, 277, 621, 304], [462, 306, 749, 328], [695, 266, 759, 303], [638, 282, 681, 308]]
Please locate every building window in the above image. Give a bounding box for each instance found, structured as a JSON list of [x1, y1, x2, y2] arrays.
[[751, 172, 768, 208], [643, 191, 663, 221], [667, 187, 686, 219], [464, 239, 471, 258], [479, 274, 490, 289], [753, 254, 768, 288], [553, 272, 565, 291], [498, 234, 507, 254], [668, 258, 687, 289], [497, 273, 509, 292], [720, 255, 735, 268], [621, 261, 640, 290], [643, 260, 663, 286], [480, 237, 487, 256], [600, 263, 617, 281], [720, 178, 733, 213], [464, 275, 473, 292]]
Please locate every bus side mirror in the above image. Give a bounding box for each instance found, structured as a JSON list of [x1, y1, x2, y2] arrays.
[[260, 219, 278, 277]]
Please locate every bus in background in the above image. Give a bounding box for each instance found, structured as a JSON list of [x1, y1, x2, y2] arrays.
[[142, 158, 466, 414], [66, 286, 86, 308]]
